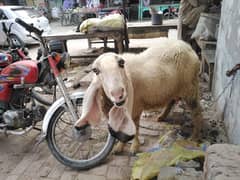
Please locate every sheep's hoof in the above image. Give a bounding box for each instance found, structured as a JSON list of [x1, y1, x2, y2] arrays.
[[190, 133, 201, 142], [129, 151, 137, 156], [157, 116, 165, 122], [130, 143, 140, 155], [113, 142, 124, 155]]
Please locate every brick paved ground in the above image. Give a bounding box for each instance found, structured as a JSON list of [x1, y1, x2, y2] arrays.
[[0, 114, 163, 180]]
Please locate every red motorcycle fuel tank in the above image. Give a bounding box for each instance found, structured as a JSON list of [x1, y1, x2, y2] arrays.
[[0, 60, 39, 84]]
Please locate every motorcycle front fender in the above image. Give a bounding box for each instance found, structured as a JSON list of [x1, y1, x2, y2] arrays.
[[41, 91, 85, 140]]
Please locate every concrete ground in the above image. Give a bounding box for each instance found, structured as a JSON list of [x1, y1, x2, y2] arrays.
[[0, 20, 227, 180]]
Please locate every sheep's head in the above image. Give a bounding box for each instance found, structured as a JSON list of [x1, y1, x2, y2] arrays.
[[74, 53, 136, 143], [92, 53, 128, 107]]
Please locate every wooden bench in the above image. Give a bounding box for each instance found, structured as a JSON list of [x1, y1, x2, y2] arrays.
[[201, 49, 216, 90], [196, 39, 217, 91], [42, 30, 126, 58]]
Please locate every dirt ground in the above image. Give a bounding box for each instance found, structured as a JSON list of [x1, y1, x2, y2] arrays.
[[0, 24, 228, 180]]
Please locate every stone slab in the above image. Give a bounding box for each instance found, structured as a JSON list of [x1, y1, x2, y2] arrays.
[[204, 144, 240, 180]]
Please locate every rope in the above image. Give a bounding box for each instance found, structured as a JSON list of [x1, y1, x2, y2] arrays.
[[212, 74, 236, 103]]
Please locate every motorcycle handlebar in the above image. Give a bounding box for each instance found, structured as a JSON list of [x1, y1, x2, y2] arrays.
[[15, 18, 43, 36]]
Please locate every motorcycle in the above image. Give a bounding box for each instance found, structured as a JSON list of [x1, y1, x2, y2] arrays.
[[0, 22, 29, 71], [1, 20, 57, 106], [163, 6, 179, 19], [1, 21, 25, 49], [0, 18, 68, 136], [43, 39, 116, 169], [15, 18, 116, 169]]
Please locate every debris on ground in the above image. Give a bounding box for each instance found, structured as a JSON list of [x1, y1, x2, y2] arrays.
[[130, 79, 228, 180], [131, 138, 205, 180]]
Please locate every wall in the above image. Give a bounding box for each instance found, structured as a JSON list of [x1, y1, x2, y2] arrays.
[[213, 0, 240, 144]]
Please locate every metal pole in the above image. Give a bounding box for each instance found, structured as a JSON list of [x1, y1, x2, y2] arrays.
[[122, 0, 129, 51]]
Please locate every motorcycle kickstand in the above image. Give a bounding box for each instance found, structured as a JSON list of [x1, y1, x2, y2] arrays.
[[33, 127, 41, 131]]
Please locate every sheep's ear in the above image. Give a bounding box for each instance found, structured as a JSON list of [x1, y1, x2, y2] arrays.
[[118, 58, 125, 68], [74, 75, 102, 127]]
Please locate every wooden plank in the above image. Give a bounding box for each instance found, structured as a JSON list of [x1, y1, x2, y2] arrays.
[[43, 30, 124, 41], [195, 39, 217, 50], [43, 30, 124, 53], [128, 23, 176, 39], [202, 49, 216, 64]]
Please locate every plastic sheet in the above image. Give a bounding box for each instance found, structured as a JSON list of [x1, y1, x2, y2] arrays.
[[131, 139, 205, 180], [79, 13, 124, 33]]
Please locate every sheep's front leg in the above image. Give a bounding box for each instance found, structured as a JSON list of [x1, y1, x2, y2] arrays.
[[130, 117, 140, 155], [130, 131, 140, 155], [157, 100, 175, 121], [113, 141, 125, 154]]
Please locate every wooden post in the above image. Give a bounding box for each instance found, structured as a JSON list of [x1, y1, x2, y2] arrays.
[[44, 0, 51, 20]]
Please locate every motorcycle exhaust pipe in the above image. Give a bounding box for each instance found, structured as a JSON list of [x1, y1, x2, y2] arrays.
[[0, 126, 33, 135]]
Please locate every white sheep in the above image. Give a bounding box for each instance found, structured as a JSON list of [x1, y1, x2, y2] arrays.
[[74, 38, 203, 154]]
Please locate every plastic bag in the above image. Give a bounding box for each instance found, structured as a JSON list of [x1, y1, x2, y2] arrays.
[[80, 13, 124, 33], [131, 140, 205, 180], [191, 13, 220, 40]]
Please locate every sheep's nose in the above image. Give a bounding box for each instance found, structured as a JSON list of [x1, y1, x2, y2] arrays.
[[111, 88, 124, 101]]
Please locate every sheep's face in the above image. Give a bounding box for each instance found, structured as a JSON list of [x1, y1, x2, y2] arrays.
[[92, 53, 128, 107], [75, 53, 136, 143]]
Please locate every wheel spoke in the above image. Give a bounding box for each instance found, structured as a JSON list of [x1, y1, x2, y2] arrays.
[[46, 96, 115, 169]]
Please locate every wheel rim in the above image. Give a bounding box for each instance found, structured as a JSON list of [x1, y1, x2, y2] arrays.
[[50, 99, 112, 163]]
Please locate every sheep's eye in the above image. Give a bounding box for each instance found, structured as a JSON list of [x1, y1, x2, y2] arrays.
[[92, 68, 100, 75], [118, 59, 125, 68]]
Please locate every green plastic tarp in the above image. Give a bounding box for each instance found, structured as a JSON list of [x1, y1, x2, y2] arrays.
[[131, 140, 205, 180]]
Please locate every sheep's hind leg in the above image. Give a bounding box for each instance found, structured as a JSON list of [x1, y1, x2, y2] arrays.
[[157, 100, 175, 121], [130, 133, 140, 155], [186, 98, 203, 141]]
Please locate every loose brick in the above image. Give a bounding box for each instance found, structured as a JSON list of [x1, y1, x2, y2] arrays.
[[60, 171, 78, 180], [109, 155, 129, 166], [107, 166, 131, 180], [76, 173, 106, 180], [10, 154, 38, 175], [47, 163, 65, 179], [87, 164, 108, 176]]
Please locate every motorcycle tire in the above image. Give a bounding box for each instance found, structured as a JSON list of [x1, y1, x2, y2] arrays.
[[46, 95, 115, 170]]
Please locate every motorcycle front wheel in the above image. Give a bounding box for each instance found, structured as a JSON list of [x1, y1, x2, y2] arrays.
[[46, 95, 115, 170]]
